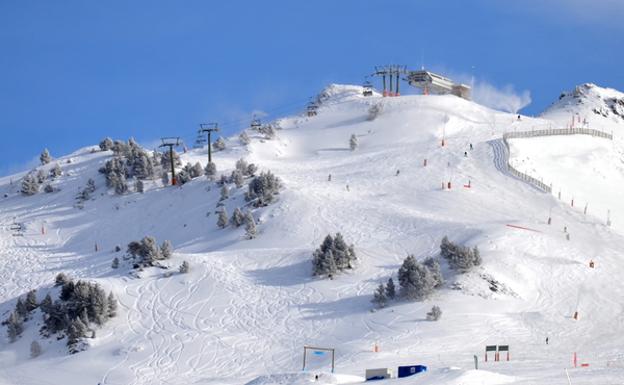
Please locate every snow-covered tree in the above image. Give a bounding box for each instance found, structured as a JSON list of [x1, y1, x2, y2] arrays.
[[111, 257, 119, 269], [212, 137, 226, 151], [44, 184, 55, 193], [423, 257, 444, 288], [385, 277, 396, 300], [190, 162, 204, 179], [99, 137, 113, 151], [40, 148, 51, 165], [21, 173, 40, 196], [160, 240, 173, 259], [231, 170, 244, 188], [311, 233, 356, 277], [50, 163, 62, 178], [15, 298, 28, 319], [230, 207, 245, 227], [36, 169, 47, 184], [179, 261, 190, 274], [426, 305, 442, 321], [107, 292, 117, 318], [349, 134, 358, 151], [204, 162, 217, 179], [30, 341, 42, 358], [217, 209, 229, 229], [244, 211, 257, 239], [220, 185, 229, 201], [239, 132, 250, 145], [67, 317, 87, 353], [25, 290, 38, 312], [40, 293, 53, 314], [135, 179, 144, 193], [440, 236, 481, 272], [398, 255, 436, 300], [245, 171, 281, 207], [372, 283, 387, 308], [6, 312, 23, 342], [55, 273, 69, 286], [367, 103, 383, 121]]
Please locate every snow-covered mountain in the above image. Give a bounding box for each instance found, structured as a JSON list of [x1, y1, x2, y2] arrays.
[[1, 83, 624, 385]]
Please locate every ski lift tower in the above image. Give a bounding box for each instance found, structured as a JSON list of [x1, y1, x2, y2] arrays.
[[159, 137, 182, 186], [199, 123, 219, 164], [371, 65, 407, 97]]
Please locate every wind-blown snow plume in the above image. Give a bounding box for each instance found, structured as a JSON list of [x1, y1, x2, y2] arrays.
[[472, 82, 532, 114]]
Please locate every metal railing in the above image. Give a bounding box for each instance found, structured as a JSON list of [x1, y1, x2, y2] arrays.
[[501, 127, 613, 194]]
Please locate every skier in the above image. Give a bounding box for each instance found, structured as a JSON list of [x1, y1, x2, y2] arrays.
[[395, 169, 400, 176], [464, 151, 468, 157], [469, 143, 473, 150], [546, 337, 549, 345], [328, 174, 332, 182]]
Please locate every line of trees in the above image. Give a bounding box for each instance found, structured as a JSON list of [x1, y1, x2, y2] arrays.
[[3, 275, 117, 354], [372, 236, 481, 308]]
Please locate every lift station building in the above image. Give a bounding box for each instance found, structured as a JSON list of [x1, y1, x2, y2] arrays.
[[406, 70, 471, 100]]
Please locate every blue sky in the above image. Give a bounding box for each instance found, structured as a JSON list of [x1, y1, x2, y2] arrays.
[[1, 0, 623, 175]]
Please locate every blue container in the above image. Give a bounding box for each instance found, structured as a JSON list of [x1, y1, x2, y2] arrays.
[[397, 365, 427, 378]]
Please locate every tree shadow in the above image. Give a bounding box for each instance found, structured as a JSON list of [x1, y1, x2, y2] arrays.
[[247, 259, 313, 287], [299, 295, 371, 320]]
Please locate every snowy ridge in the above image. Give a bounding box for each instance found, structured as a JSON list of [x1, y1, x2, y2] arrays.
[[1, 84, 624, 385]]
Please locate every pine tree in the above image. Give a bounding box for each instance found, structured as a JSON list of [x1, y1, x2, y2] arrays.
[[349, 134, 358, 151], [230, 207, 245, 227], [40, 148, 51, 165], [179, 261, 190, 274], [36, 169, 47, 184], [135, 179, 144, 193], [372, 283, 387, 308], [204, 162, 217, 179], [239, 132, 250, 145], [231, 170, 244, 188], [99, 137, 114, 151], [191, 162, 204, 178], [107, 292, 117, 318], [50, 163, 62, 178], [21, 173, 40, 196], [67, 317, 87, 348], [40, 293, 53, 314], [55, 272, 69, 286], [426, 305, 442, 321], [30, 341, 42, 358], [90, 284, 109, 325], [423, 257, 444, 288], [220, 185, 229, 201], [160, 240, 173, 259], [25, 290, 38, 312], [6, 312, 23, 342], [244, 211, 257, 239], [385, 277, 396, 300], [398, 255, 435, 300], [15, 297, 28, 319], [212, 137, 226, 151], [217, 209, 229, 228]]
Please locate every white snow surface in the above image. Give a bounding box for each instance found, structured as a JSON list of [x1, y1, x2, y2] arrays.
[[1, 83, 624, 385]]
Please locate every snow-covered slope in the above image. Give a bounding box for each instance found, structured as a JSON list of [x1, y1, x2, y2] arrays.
[[1, 84, 624, 385]]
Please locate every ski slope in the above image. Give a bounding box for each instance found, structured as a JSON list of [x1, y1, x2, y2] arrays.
[[1, 84, 624, 385]]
